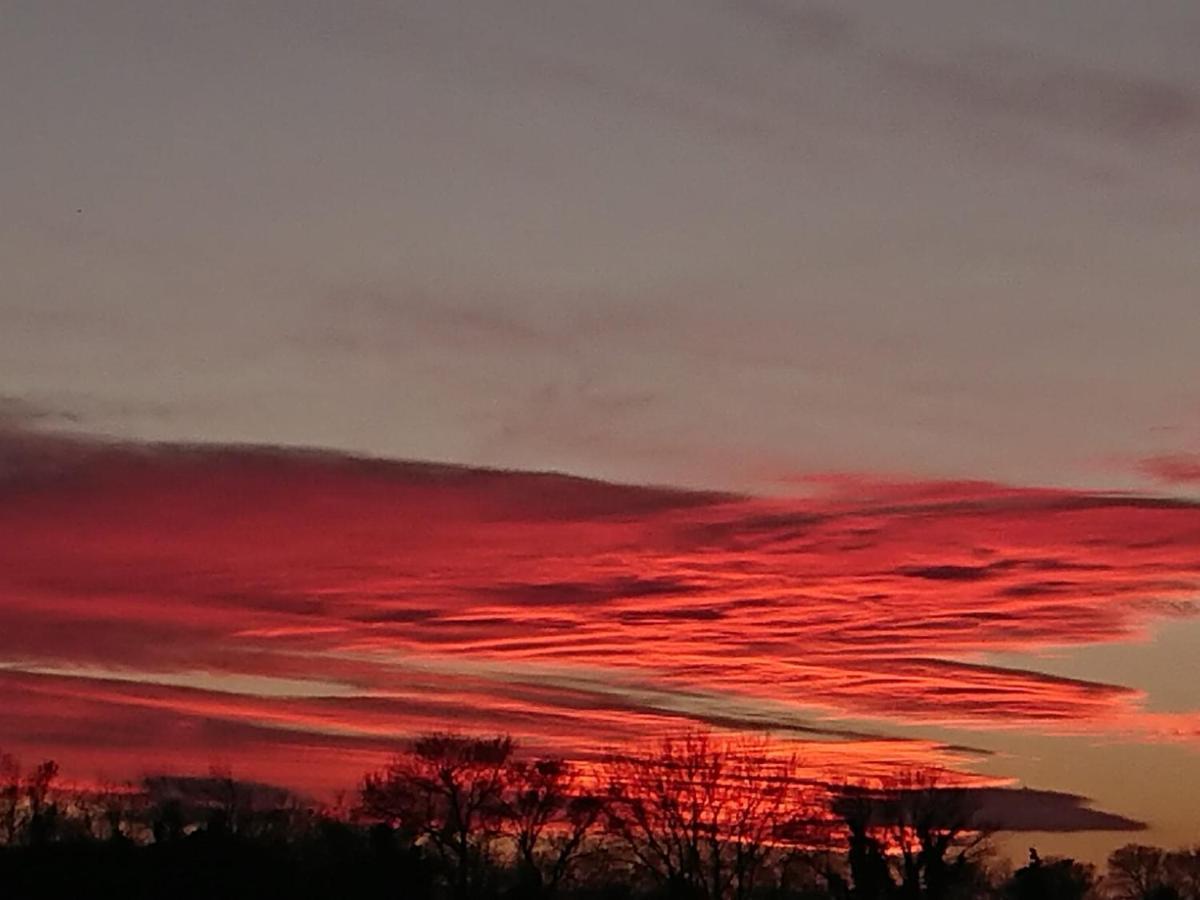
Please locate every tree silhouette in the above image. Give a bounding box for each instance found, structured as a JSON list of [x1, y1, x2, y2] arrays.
[[26, 760, 60, 846], [1164, 847, 1200, 900], [1108, 845, 1172, 900], [837, 787, 895, 900], [504, 757, 603, 898], [0, 739, 1196, 900], [0, 751, 20, 845], [1002, 848, 1095, 900], [1108, 843, 1200, 900], [602, 732, 813, 900], [360, 734, 514, 899], [832, 771, 989, 900]]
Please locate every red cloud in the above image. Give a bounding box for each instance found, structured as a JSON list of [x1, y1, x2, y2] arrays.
[[1140, 453, 1200, 485], [1, 432, 1199, 795]]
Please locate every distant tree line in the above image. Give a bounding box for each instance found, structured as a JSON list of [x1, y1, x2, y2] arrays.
[[0, 737, 1197, 900]]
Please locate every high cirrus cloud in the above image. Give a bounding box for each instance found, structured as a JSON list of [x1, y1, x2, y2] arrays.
[[0, 428, 1198, 801]]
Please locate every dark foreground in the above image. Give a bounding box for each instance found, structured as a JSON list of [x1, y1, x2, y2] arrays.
[[1, 735, 1196, 899]]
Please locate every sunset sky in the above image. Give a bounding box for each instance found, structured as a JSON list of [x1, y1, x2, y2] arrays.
[[3, 0, 1200, 863]]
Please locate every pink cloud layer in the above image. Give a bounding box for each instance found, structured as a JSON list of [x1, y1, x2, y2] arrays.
[[1, 431, 1198, 793]]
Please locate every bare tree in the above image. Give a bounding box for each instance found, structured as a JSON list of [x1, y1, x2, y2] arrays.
[[94, 780, 141, 842], [1108, 845, 1172, 900], [1107, 844, 1200, 900], [837, 787, 894, 900], [503, 758, 604, 898], [0, 751, 20, 845], [1164, 848, 1200, 900], [24, 759, 59, 846], [360, 734, 514, 900], [833, 770, 990, 900], [602, 731, 814, 900]]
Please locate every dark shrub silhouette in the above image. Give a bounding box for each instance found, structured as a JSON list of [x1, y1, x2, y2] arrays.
[[1002, 848, 1095, 900]]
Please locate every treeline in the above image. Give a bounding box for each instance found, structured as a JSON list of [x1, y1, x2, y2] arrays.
[[0, 735, 1197, 900]]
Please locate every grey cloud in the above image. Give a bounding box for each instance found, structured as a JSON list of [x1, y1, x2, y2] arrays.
[[0, 395, 81, 431], [889, 48, 1200, 146], [727, 0, 857, 52], [974, 787, 1147, 833], [833, 784, 1146, 833]]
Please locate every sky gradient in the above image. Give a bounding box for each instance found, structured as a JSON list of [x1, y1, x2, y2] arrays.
[[2, 0, 1199, 863]]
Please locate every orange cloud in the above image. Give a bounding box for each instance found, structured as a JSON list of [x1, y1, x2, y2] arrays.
[[1, 432, 1198, 796]]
